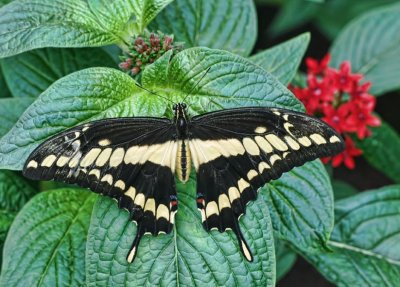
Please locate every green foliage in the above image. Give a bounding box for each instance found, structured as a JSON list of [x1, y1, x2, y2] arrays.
[[250, 33, 310, 85], [0, 47, 300, 170], [0, 98, 34, 137], [275, 239, 297, 281], [331, 180, 358, 200], [2, 48, 116, 98], [0, 0, 398, 286], [150, 0, 257, 56], [0, 188, 96, 286], [304, 185, 400, 286], [355, 121, 400, 184], [87, 180, 276, 286], [261, 160, 333, 253], [330, 2, 400, 95], [0, 0, 172, 57]]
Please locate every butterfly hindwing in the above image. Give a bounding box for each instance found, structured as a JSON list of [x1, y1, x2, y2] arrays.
[[23, 117, 178, 262], [189, 107, 344, 260]]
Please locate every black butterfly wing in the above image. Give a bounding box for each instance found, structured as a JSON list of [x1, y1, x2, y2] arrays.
[[23, 117, 177, 262], [189, 107, 344, 261]]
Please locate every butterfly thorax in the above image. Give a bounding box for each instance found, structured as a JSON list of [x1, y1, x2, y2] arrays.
[[173, 103, 191, 183]]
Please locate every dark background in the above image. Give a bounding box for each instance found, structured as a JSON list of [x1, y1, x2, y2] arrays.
[[253, 3, 399, 287]]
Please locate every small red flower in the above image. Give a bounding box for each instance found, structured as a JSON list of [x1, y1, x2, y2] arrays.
[[322, 104, 350, 133], [306, 54, 331, 75], [345, 105, 381, 139], [290, 54, 381, 169], [334, 61, 362, 93]]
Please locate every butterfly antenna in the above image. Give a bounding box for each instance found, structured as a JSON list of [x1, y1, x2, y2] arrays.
[[135, 83, 174, 104], [182, 67, 211, 103]]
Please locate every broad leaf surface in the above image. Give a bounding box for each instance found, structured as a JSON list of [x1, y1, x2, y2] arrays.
[[268, 0, 319, 37], [261, 160, 334, 253], [0, 188, 96, 286], [330, 3, 400, 95], [0, 170, 37, 212], [315, 0, 399, 40], [0, 0, 172, 57], [355, 121, 400, 184], [305, 185, 400, 286], [0, 170, 37, 264], [0, 47, 301, 170], [275, 239, 297, 281], [0, 97, 34, 138], [249, 33, 310, 85], [2, 48, 116, 98], [150, 0, 257, 56], [0, 64, 11, 98], [86, 179, 276, 286], [331, 180, 358, 201]]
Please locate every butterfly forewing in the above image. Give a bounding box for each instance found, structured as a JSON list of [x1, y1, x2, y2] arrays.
[[189, 107, 344, 260], [23, 117, 178, 262]]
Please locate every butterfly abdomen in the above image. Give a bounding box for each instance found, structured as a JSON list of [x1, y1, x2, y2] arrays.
[[176, 140, 191, 183]]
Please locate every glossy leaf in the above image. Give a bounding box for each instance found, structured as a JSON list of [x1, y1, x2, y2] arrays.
[[0, 170, 37, 264], [86, 179, 276, 286], [0, 97, 34, 138], [130, 0, 174, 33], [0, 188, 96, 286], [249, 33, 310, 85], [275, 239, 297, 281], [0, 0, 172, 58], [330, 3, 400, 95], [355, 121, 400, 184], [305, 185, 400, 286], [268, 0, 319, 37], [2, 48, 116, 98], [0, 47, 301, 170], [315, 0, 399, 39], [261, 160, 334, 253], [0, 65, 11, 98], [331, 180, 358, 201], [150, 0, 257, 56], [0, 170, 37, 212]]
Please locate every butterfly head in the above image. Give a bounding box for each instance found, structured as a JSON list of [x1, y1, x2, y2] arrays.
[[173, 103, 189, 138]]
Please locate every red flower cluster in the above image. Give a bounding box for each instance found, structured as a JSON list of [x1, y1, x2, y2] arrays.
[[119, 32, 183, 76], [289, 54, 381, 169]]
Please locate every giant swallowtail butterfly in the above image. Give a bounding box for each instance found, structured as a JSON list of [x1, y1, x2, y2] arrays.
[[23, 103, 344, 263]]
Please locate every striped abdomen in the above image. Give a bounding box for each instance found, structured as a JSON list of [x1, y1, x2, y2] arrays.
[[176, 140, 191, 183]]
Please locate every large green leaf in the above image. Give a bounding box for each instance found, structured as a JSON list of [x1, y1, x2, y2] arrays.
[[1, 48, 116, 98], [249, 33, 310, 85], [0, 47, 301, 170], [0, 0, 172, 58], [0, 170, 37, 264], [0, 170, 37, 212], [275, 239, 297, 281], [0, 65, 11, 98], [86, 179, 276, 286], [261, 160, 334, 253], [331, 180, 358, 201], [315, 0, 399, 40], [130, 0, 174, 33], [0, 188, 96, 286], [150, 0, 257, 56], [304, 185, 400, 286], [268, 0, 320, 37], [355, 121, 400, 184], [0, 97, 34, 138], [330, 3, 400, 95]]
